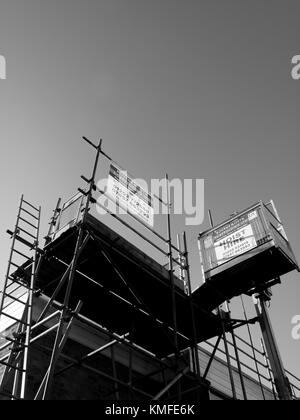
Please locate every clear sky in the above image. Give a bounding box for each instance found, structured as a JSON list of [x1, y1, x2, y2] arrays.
[[0, 0, 300, 381]]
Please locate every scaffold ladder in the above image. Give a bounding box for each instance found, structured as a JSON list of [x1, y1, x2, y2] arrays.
[[0, 195, 41, 400]]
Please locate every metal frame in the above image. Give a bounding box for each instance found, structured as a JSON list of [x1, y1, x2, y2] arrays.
[[196, 204, 300, 401], [0, 138, 198, 400], [0, 196, 41, 400], [1, 136, 299, 401]]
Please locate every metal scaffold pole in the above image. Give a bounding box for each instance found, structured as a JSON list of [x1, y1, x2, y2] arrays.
[[182, 231, 201, 378], [165, 174, 179, 359], [254, 294, 293, 401]]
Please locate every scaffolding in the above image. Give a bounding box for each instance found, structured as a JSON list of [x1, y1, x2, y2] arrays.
[[0, 137, 299, 401]]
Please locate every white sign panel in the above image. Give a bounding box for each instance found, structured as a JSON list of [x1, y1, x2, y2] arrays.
[[215, 224, 257, 264], [107, 164, 154, 228]]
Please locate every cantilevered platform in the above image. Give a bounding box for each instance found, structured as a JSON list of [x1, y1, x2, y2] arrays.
[[18, 214, 226, 358], [195, 201, 299, 311], [193, 243, 299, 313]]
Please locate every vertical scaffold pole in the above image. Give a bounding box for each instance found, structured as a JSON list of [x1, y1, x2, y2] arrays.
[[165, 174, 182, 400], [260, 338, 277, 400], [39, 138, 103, 400], [165, 174, 179, 358], [177, 235, 184, 282], [183, 231, 201, 378], [44, 198, 62, 245], [20, 205, 41, 400], [254, 295, 292, 401]]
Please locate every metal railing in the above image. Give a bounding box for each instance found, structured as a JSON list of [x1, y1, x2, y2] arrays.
[[200, 330, 300, 400]]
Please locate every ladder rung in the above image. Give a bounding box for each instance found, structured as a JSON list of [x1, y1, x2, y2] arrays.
[[3, 290, 28, 305], [6, 284, 24, 297], [20, 207, 39, 220], [3, 293, 27, 305], [19, 217, 38, 230], [22, 199, 39, 213], [1, 312, 29, 326], [15, 236, 36, 250], [10, 261, 22, 270], [3, 298, 27, 313], [13, 248, 31, 261], [7, 280, 24, 289], [9, 262, 31, 276], [7, 230, 37, 250], [0, 360, 26, 372], [17, 227, 37, 240], [7, 277, 27, 288], [9, 262, 31, 274]]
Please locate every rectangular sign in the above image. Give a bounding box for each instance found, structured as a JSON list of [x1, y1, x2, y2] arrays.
[[212, 215, 249, 242], [107, 164, 154, 227], [214, 224, 257, 264]]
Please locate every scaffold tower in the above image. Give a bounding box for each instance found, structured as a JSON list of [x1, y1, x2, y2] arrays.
[[0, 137, 299, 401]]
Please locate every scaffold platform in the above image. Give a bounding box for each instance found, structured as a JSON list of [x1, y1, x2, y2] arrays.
[[16, 214, 223, 358], [1, 138, 299, 401]]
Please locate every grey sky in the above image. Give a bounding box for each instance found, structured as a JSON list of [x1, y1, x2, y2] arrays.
[[0, 0, 300, 379]]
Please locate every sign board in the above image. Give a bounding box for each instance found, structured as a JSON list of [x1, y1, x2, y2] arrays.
[[204, 213, 258, 266], [107, 164, 154, 228], [214, 224, 257, 264]]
